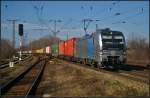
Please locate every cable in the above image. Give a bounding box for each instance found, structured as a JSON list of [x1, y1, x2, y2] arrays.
[[32, 4, 55, 35], [60, 18, 73, 29], [97, 7, 145, 28]]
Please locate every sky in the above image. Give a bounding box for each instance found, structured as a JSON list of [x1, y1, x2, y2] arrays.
[[1, 1, 149, 48]]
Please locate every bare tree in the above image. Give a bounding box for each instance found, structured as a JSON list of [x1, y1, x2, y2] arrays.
[[1, 39, 15, 59], [127, 33, 149, 66], [24, 35, 61, 50]]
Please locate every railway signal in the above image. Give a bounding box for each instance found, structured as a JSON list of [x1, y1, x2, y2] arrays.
[[18, 24, 24, 61], [19, 24, 24, 36]]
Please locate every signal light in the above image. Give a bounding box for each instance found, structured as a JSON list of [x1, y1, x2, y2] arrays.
[[18, 24, 23, 36]]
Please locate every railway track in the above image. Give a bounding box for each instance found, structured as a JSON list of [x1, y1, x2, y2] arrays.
[[59, 59, 149, 85], [0, 58, 46, 97], [0, 55, 33, 69]]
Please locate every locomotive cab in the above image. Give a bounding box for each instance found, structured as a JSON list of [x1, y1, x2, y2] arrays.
[[94, 28, 127, 69]]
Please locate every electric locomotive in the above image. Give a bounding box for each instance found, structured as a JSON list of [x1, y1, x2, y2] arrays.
[[93, 28, 127, 68]]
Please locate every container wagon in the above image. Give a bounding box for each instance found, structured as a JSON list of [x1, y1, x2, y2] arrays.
[[74, 38, 82, 63], [44, 46, 51, 58], [51, 44, 59, 57], [74, 34, 95, 65], [45, 46, 51, 54], [64, 38, 76, 61], [36, 48, 44, 54], [59, 41, 65, 59]]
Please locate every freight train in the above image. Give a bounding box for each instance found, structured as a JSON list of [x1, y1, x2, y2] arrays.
[[23, 28, 127, 69]]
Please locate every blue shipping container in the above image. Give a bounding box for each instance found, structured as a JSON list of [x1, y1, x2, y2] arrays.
[[87, 36, 94, 59], [75, 34, 94, 60]]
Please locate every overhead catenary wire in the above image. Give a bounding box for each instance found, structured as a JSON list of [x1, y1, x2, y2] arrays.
[[79, 1, 120, 33], [95, 7, 145, 30], [60, 18, 73, 30], [31, 2, 147, 39], [33, 4, 55, 35], [77, 2, 120, 34], [93, 2, 147, 26], [95, 7, 144, 24], [108, 10, 145, 26], [78, 2, 118, 33], [48, 19, 62, 37]]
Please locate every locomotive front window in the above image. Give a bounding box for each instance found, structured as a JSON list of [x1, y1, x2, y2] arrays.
[[113, 35, 124, 44], [101, 31, 125, 49], [102, 36, 112, 39]]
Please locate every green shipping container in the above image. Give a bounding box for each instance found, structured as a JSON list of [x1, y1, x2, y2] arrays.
[[51, 44, 59, 57]]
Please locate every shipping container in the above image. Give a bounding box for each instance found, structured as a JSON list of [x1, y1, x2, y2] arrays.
[[64, 38, 76, 57], [75, 34, 94, 60], [51, 44, 59, 56], [36, 48, 44, 53], [45, 46, 51, 54], [81, 37, 87, 58], [28, 50, 32, 54], [64, 41, 67, 56], [74, 38, 81, 58], [86, 35, 94, 59], [59, 41, 65, 55]]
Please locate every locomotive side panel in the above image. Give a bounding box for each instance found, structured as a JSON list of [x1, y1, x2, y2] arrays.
[[93, 32, 101, 63]]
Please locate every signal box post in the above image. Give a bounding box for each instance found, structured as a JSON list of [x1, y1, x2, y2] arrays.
[[18, 24, 23, 61]]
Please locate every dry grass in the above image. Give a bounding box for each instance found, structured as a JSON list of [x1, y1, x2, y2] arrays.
[[36, 59, 149, 97]]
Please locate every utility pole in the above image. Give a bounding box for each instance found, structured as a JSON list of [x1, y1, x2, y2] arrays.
[[49, 19, 62, 37], [67, 32, 69, 40], [96, 24, 98, 30], [82, 19, 100, 35], [7, 19, 18, 49], [82, 19, 92, 35], [30, 39, 32, 53]]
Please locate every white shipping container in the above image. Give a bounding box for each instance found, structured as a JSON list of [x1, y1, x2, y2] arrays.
[[28, 51, 32, 54], [46, 46, 51, 54]]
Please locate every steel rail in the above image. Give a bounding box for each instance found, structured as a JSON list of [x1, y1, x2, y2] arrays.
[[0, 55, 33, 69], [25, 60, 46, 97], [0, 57, 40, 95]]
